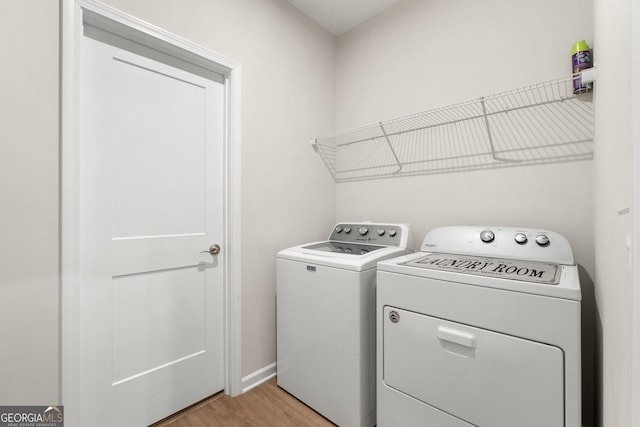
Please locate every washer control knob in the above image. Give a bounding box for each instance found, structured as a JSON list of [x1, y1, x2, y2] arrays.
[[514, 233, 528, 244], [480, 229, 495, 243], [377, 229, 385, 236], [335, 226, 343, 233], [535, 234, 550, 246], [343, 227, 351, 234], [388, 229, 397, 237], [358, 226, 369, 236]]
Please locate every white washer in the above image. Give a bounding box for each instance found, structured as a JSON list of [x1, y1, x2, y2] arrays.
[[277, 222, 412, 427], [376, 226, 581, 427]]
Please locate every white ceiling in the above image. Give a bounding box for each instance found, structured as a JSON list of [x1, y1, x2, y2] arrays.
[[287, 0, 402, 35]]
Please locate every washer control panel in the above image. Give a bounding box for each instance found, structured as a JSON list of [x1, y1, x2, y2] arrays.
[[421, 226, 575, 265], [329, 223, 408, 247], [481, 229, 551, 247]]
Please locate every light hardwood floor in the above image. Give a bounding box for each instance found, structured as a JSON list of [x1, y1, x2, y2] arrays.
[[152, 377, 335, 427]]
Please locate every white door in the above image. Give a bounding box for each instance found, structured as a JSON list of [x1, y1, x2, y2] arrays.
[[78, 26, 225, 426]]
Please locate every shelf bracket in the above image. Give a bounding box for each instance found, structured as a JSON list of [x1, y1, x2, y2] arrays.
[[481, 97, 518, 163], [379, 122, 403, 174], [580, 67, 597, 84]]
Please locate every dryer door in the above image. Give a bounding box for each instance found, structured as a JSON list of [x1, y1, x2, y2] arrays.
[[382, 306, 564, 427]]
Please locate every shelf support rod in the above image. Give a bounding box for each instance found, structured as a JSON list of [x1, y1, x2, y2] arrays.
[[379, 122, 403, 174], [310, 137, 337, 180], [481, 97, 518, 163]]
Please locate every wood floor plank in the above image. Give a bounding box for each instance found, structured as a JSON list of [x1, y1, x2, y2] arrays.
[[152, 378, 335, 427]]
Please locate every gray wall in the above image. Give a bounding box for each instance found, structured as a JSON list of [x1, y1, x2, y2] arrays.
[[0, 0, 59, 404], [335, 0, 595, 276]]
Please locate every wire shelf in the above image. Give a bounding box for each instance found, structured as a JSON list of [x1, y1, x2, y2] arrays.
[[312, 73, 594, 182]]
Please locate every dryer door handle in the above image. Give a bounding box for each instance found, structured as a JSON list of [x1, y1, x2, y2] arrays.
[[437, 326, 477, 349]]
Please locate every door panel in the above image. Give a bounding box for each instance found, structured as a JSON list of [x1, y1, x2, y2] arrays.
[[112, 267, 206, 384], [80, 26, 224, 426], [111, 56, 207, 239]]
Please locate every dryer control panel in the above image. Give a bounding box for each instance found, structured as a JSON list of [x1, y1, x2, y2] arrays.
[[420, 226, 575, 265], [329, 222, 410, 248]]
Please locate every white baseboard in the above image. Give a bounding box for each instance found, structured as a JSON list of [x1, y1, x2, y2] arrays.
[[241, 362, 277, 393]]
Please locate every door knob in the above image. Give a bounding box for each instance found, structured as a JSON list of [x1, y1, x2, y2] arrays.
[[201, 244, 221, 255]]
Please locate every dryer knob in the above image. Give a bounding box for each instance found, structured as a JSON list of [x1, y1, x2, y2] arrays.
[[358, 227, 369, 236], [377, 229, 385, 236], [535, 234, 550, 246], [335, 226, 343, 233], [388, 229, 397, 237], [344, 227, 351, 234], [514, 233, 528, 244], [480, 229, 495, 243]]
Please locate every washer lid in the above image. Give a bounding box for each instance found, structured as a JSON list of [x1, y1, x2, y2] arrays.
[[404, 253, 560, 285], [302, 241, 385, 256]]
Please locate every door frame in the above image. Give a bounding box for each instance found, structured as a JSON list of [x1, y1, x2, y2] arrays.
[[60, 0, 242, 424]]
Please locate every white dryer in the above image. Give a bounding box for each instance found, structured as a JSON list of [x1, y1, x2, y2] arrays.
[[277, 222, 412, 427], [376, 226, 581, 427]]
